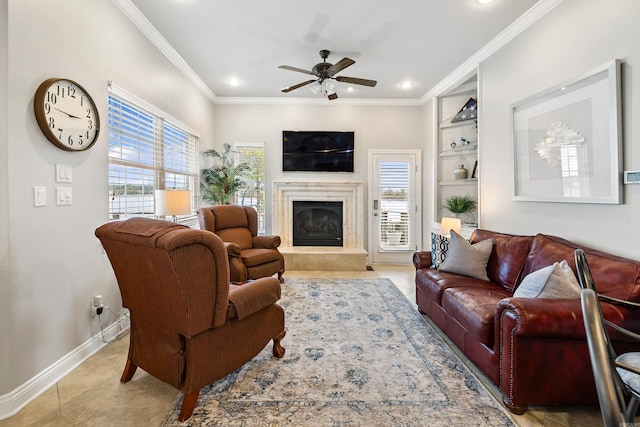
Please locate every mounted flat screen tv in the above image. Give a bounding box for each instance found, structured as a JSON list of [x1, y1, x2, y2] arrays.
[[283, 131, 354, 172]]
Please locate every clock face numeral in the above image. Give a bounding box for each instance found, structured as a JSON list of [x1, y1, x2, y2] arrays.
[[35, 78, 100, 151]]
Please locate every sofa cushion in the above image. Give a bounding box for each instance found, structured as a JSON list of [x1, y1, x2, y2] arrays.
[[241, 248, 282, 267], [442, 286, 512, 346], [513, 260, 580, 299], [471, 229, 533, 292], [439, 230, 493, 281], [523, 234, 640, 301]]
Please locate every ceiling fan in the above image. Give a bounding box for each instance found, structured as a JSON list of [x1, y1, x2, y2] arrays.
[[279, 49, 377, 100]]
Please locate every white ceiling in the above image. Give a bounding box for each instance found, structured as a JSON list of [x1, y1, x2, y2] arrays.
[[124, 0, 543, 102]]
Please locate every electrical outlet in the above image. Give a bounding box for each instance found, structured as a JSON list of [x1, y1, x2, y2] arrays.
[[91, 295, 104, 316]]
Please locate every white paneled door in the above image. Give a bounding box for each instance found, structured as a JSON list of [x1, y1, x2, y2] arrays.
[[368, 150, 421, 264]]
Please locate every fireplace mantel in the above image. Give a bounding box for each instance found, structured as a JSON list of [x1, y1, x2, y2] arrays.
[[273, 181, 364, 248], [273, 181, 367, 270]]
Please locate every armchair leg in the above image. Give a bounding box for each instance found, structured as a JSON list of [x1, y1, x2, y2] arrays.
[[178, 391, 200, 422], [278, 271, 284, 283], [120, 359, 137, 383], [272, 330, 286, 358]]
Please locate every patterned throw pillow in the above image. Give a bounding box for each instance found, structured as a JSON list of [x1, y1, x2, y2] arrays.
[[438, 230, 493, 281], [430, 232, 450, 268], [513, 260, 580, 299]]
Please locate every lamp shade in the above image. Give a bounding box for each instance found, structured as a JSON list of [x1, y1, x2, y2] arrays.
[[440, 217, 462, 237], [155, 190, 191, 217]]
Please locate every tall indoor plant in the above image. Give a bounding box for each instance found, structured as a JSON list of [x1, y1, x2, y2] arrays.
[[201, 143, 249, 204]]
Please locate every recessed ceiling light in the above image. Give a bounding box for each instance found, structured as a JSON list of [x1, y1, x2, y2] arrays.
[[227, 77, 241, 87], [346, 87, 355, 92], [475, 0, 496, 4], [399, 81, 414, 89]]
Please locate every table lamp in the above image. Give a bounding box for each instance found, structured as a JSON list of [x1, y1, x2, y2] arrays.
[[155, 189, 191, 222], [440, 217, 462, 237]]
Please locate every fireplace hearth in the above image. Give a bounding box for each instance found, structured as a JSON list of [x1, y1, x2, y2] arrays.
[[293, 201, 343, 246]]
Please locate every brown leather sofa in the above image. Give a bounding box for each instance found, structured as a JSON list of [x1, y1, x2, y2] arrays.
[[414, 229, 640, 414], [198, 205, 285, 283], [96, 218, 286, 421]]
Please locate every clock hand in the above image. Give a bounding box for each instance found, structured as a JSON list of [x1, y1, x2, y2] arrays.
[[53, 107, 81, 119]]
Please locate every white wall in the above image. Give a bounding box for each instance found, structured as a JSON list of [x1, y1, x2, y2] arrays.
[[0, 0, 11, 395], [479, 0, 640, 259], [3, 0, 214, 400], [212, 103, 425, 246]]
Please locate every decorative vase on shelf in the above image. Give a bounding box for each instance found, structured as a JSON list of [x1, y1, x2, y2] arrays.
[[453, 164, 468, 180]]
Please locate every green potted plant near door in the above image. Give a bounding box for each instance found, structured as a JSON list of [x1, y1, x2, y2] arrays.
[[201, 143, 249, 204]]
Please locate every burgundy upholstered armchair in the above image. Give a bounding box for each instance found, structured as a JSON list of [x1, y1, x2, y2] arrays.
[[197, 205, 285, 283], [95, 218, 286, 421]]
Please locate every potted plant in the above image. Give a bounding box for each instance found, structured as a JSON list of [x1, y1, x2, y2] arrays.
[[443, 195, 476, 218], [386, 222, 405, 245], [201, 143, 249, 204]]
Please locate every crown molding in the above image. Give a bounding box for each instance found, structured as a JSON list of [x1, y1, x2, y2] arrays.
[[212, 96, 424, 106], [113, 0, 563, 106], [420, 0, 564, 103], [110, 0, 217, 103]]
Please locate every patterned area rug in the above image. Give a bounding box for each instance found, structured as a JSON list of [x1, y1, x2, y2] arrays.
[[162, 278, 514, 426]]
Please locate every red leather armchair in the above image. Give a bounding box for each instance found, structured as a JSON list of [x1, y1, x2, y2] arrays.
[[198, 205, 285, 283], [95, 218, 286, 421]]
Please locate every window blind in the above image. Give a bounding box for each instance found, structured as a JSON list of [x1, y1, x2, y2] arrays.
[[107, 88, 199, 224], [234, 143, 266, 234], [379, 160, 413, 247]]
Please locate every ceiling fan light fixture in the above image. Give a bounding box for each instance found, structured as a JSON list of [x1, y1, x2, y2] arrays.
[[309, 81, 322, 95]]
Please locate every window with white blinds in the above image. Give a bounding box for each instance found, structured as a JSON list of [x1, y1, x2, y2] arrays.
[[379, 160, 413, 248], [234, 143, 266, 234], [107, 87, 199, 224]]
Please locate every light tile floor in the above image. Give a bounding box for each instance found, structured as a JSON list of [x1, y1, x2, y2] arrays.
[[0, 265, 604, 426]]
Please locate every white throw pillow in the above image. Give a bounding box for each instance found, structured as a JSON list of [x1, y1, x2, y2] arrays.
[[513, 260, 581, 299], [438, 230, 493, 281]]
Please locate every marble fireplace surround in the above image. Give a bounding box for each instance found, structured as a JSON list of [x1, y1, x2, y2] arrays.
[[272, 181, 367, 270]]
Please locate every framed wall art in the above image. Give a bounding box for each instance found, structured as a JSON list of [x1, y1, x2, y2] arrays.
[[511, 59, 622, 204]]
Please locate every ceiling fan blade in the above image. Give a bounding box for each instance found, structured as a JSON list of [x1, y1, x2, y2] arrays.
[[335, 76, 377, 87], [278, 65, 314, 75], [327, 58, 355, 76], [327, 93, 338, 101], [282, 80, 316, 93]]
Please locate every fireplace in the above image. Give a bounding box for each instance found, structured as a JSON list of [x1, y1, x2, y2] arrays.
[[293, 201, 343, 246]]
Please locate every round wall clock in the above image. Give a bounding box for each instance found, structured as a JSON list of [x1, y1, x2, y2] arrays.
[[34, 78, 100, 151]]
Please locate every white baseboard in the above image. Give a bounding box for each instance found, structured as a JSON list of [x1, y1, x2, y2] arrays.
[[0, 318, 129, 420]]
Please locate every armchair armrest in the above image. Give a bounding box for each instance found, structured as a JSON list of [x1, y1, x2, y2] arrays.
[[253, 235, 281, 249], [413, 251, 432, 270], [228, 277, 281, 320], [224, 242, 242, 257]]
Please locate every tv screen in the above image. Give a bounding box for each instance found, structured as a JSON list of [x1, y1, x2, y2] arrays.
[[283, 131, 354, 172]]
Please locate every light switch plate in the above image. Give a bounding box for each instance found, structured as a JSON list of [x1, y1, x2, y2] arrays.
[[34, 186, 46, 207], [56, 187, 72, 206], [55, 164, 72, 183]]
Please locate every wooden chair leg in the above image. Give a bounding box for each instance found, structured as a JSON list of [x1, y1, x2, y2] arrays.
[[272, 330, 286, 358], [120, 359, 137, 383], [178, 391, 200, 422], [277, 271, 284, 283]]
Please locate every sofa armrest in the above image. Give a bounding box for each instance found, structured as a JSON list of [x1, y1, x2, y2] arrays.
[[413, 251, 432, 270], [253, 235, 281, 249], [228, 277, 281, 320], [224, 242, 242, 258], [496, 298, 587, 339]]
